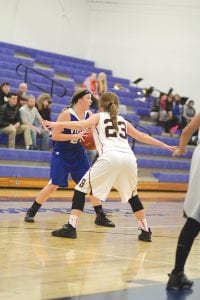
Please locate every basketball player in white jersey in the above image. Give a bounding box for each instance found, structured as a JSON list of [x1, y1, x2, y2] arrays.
[[45, 92, 176, 242], [167, 113, 200, 290]]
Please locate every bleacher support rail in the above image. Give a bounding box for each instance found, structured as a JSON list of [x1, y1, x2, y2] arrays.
[[16, 63, 67, 97]]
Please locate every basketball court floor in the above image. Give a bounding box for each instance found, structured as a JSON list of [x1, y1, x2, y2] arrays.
[[0, 190, 199, 300]]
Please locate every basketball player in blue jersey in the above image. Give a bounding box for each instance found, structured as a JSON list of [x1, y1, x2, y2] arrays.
[[45, 92, 176, 242], [24, 89, 115, 227]]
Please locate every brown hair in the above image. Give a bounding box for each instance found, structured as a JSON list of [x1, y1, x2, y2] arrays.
[[99, 92, 119, 132], [97, 72, 107, 96], [37, 93, 52, 110]]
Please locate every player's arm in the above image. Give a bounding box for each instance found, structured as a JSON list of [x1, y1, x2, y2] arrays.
[[52, 109, 83, 141], [173, 112, 200, 156], [127, 121, 176, 151], [47, 114, 99, 131]]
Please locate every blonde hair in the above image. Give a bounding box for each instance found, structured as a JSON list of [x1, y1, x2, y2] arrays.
[[99, 92, 119, 132], [97, 72, 107, 96], [70, 88, 90, 106], [72, 88, 86, 98]]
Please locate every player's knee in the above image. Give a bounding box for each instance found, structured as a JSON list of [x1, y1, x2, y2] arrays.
[[128, 195, 144, 212], [72, 190, 86, 211], [48, 184, 58, 193]]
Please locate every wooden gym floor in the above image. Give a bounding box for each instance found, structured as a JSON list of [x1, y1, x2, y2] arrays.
[[0, 189, 199, 300]]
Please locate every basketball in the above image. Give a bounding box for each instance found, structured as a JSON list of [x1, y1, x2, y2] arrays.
[[81, 130, 96, 150]]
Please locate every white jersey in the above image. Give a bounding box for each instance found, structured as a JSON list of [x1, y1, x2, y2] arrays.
[[93, 112, 132, 155], [76, 112, 138, 203], [184, 142, 200, 222]]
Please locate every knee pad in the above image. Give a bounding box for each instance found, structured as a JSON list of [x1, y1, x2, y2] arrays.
[[72, 190, 86, 211], [128, 195, 144, 212]]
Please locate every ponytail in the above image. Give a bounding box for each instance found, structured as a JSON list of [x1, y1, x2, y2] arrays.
[[99, 92, 119, 132]]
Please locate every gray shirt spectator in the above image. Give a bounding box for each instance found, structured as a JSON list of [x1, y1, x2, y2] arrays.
[[20, 95, 50, 151]]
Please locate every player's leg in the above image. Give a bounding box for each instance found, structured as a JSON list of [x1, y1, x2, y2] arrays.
[[51, 153, 123, 238], [115, 153, 152, 242], [89, 195, 115, 227], [16, 124, 32, 149], [128, 195, 152, 242], [24, 183, 58, 222], [167, 218, 199, 290], [24, 154, 68, 222], [1, 125, 16, 148], [72, 156, 115, 227], [52, 189, 86, 238]]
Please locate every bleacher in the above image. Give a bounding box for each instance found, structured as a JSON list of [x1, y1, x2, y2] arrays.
[[0, 41, 193, 191]]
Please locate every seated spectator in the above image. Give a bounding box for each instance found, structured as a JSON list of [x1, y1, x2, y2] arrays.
[[17, 82, 29, 107], [182, 99, 197, 143], [36, 93, 52, 121], [82, 72, 98, 96], [182, 99, 196, 125], [0, 82, 11, 106], [97, 72, 107, 97], [82, 73, 98, 110], [163, 94, 174, 132], [20, 95, 50, 151], [150, 94, 168, 125], [0, 93, 32, 149], [164, 94, 183, 135]]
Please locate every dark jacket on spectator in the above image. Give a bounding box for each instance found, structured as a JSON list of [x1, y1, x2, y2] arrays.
[[0, 102, 21, 128], [151, 98, 160, 112], [0, 90, 10, 106], [38, 106, 51, 121]]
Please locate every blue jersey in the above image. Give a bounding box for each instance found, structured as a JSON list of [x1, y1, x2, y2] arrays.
[[50, 108, 91, 187], [53, 108, 90, 157]]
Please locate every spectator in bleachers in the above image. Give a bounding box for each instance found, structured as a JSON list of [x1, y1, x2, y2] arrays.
[[161, 93, 171, 116], [150, 94, 168, 125], [182, 99, 196, 126], [82, 72, 99, 110], [36, 93, 52, 121], [20, 95, 50, 151], [17, 82, 28, 107], [172, 94, 183, 121], [0, 93, 32, 149], [82, 73, 103, 158], [37, 93, 52, 137], [0, 82, 11, 106], [165, 94, 183, 135], [182, 99, 197, 144], [82, 72, 98, 96], [97, 72, 107, 97]]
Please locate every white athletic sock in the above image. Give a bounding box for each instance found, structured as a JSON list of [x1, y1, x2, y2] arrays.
[[138, 218, 149, 232], [69, 215, 79, 228]]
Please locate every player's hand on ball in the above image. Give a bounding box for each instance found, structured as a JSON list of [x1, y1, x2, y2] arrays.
[[81, 130, 96, 150]]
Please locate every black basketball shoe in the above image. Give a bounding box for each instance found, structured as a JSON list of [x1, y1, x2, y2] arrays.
[[167, 272, 193, 290], [52, 223, 77, 238], [138, 228, 152, 242], [95, 214, 115, 227], [24, 209, 35, 223]]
